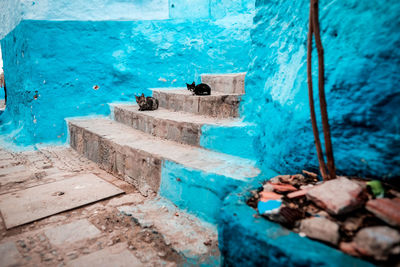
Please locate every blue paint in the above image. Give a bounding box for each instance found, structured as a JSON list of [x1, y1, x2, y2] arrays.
[[160, 160, 252, 223], [169, 0, 209, 19], [219, 178, 374, 267], [242, 0, 400, 179], [159, 159, 271, 223], [210, 0, 254, 20], [0, 15, 252, 147], [200, 122, 257, 159], [20, 0, 170, 21]]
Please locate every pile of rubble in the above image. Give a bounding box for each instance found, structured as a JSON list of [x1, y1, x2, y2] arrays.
[[248, 172, 400, 264]]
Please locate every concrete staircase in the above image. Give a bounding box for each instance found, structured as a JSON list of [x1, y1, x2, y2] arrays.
[[67, 73, 266, 264], [68, 72, 261, 219]]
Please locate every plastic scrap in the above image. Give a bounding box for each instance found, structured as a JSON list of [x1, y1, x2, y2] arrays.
[[258, 199, 282, 215], [367, 180, 384, 198]]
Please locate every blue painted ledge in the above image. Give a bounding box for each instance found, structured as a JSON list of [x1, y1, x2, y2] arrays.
[[218, 178, 374, 267]]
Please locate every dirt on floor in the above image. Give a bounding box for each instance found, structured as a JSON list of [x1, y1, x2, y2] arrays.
[[0, 146, 183, 267]]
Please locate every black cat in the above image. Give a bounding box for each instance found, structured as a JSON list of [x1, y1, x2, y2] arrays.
[[186, 82, 211, 96], [135, 93, 159, 111]]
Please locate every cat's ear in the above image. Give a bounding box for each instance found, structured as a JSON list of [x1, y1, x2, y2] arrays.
[[135, 95, 139, 101], [141, 93, 145, 97], [192, 82, 195, 85]]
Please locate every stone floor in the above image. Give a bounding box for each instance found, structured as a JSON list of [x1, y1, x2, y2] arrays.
[[0, 146, 188, 267]]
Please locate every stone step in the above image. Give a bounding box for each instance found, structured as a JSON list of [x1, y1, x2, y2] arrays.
[[112, 103, 258, 159], [68, 118, 260, 222], [0, 99, 5, 114], [201, 72, 246, 94], [112, 104, 242, 146], [151, 88, 242, 118], [118, 197, 220, 265]]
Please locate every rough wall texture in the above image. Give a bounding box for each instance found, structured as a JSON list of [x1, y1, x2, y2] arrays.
[[20, 0, 169, 20], [243, 0, 400, 179], [0, 0, 21, 39], [0, 15, 253, 145]]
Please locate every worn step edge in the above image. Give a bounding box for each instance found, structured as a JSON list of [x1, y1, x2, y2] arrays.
[[201, 72, 246, 94], [68, 118, 260, 221], [151, 88, 242, 118], [118, 196, 220, 265], [111, 103, 246, 148]]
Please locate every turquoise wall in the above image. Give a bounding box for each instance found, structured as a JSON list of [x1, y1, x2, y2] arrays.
[[243, 0, 400, 179], [20, 0, 170, 20], [0, 1, 254, 146]]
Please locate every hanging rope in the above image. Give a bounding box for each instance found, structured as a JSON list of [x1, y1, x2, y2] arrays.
[[307, 0, 336, 180]]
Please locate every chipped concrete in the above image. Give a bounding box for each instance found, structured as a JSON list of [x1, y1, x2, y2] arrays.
[[0, 146, 217, 266], [113, 104, 243, 146], [69, 118, 260, 197], [152, 88, 242, 118], [0, 241, 22, 267], [0, 174, 124, 229], [201, 73, 246, 94], [118, 197, 220, 264], [44, 219, 101, 245], [66, 243, 142, 267]]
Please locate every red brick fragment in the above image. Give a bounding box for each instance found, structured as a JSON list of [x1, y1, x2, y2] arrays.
[[259, 191, 282, 201], [339, 242, 361, 257], [269, 183, 297, 193], [366, 198, 400, 227]]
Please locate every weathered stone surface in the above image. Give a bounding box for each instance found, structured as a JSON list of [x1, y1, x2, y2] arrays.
[[201, 73, 246, 94], [44, 219, 101, 245], [106, 193, 145, 207], [66, 246, 142, 267], [306, 177, 366, 215], [69, 118, 259, 184], [69, 116, 260, 218], [118, 197, 220, 264], [300, 217, 340, 245], [0, 99, 5, 112], [366, 198, 400, 227], [0, 174, 123, 228], [152, 88, 242, 118], [0, 165, 27, 177], [113, 104, 240, 146], [0, 242, 22, 267], [353, 226, 400, 260]]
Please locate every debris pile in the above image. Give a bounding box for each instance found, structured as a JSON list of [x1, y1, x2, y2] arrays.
[[248, 172, 400, 264]]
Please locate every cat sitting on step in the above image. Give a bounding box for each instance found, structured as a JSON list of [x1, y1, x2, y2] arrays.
[[135, 93, 159, 111], [186, 82, 211, 96]]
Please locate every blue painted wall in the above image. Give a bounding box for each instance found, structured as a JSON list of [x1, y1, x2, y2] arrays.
[[200, 122, 258, 160], [20, 0, 170, 21], [242, 0, 400, 179], [0, 10, 253, 145]]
